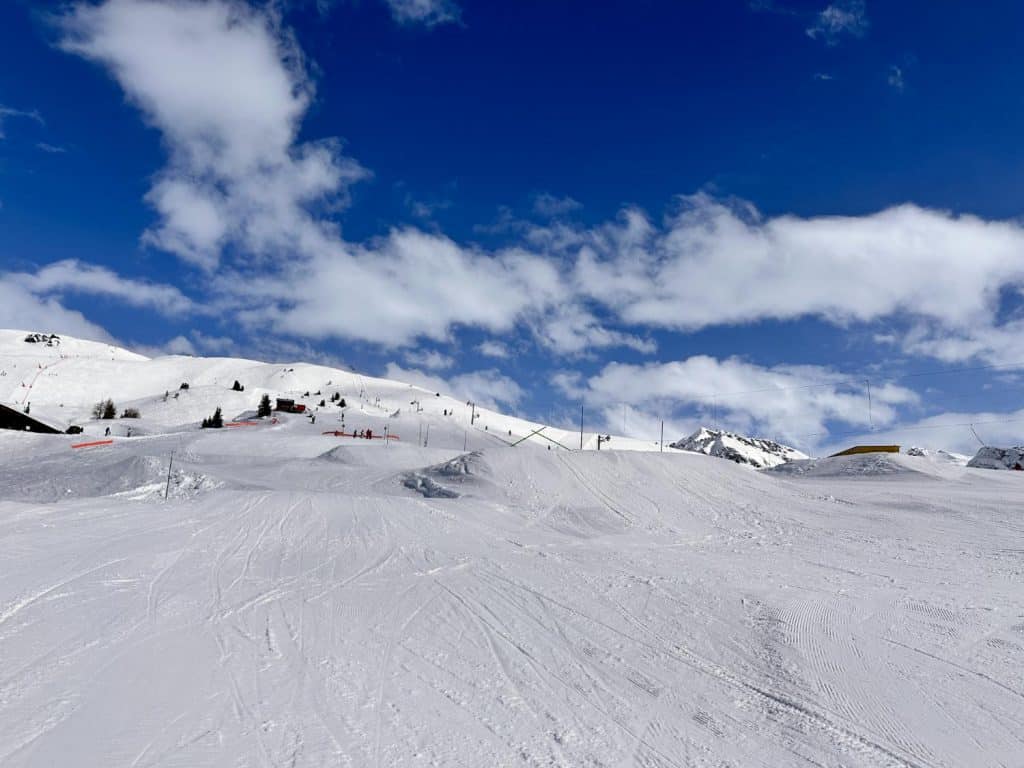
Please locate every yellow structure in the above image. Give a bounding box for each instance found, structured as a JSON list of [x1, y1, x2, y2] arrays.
[[830, 445, 900, 458]]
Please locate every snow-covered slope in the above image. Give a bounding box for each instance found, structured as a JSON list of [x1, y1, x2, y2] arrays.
[[670, 426, 808, 468], [2, 329, 1023, 767], [0, 329, 670, 452]]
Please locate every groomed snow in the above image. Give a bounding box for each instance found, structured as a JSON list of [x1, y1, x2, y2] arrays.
[[1, 331, 1023, 766]]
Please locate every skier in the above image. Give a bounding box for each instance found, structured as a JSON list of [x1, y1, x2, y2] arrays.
[[104, 427, 110, 437], [366, 429, 373, 440]]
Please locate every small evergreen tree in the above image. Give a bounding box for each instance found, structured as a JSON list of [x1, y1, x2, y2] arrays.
[[202, 406, 224, 429], [319, 399, 326, 407], [257, 394, 272, 417], [93, 398, 117, 419], [339, 397, 346, 408], [121, 408, 140, 419], [232, 380, 244, 392]]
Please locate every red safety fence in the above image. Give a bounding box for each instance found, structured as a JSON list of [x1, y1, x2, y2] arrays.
[[71, 439, 114, 449], [321, 431, 400, 440], [225, 421, 259, 427]]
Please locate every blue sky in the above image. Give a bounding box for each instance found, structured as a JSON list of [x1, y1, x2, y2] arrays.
[[2, 0, 1024, 453]]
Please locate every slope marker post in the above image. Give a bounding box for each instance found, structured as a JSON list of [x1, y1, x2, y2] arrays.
[[164, 451, 174, 500]]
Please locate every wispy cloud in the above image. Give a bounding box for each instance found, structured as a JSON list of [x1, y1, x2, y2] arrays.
[[403, 348, 454, 370], [382, 0, 460, 27], [806, 0, 868, 45], [384, 363, 522, 410], [8, 259, 193, 316], [888, 65, 905, 91], [477, 340, 510, 359], [532, 192, 582, 218], [36, 142, 67, 154], [0, 105, 44, 139]]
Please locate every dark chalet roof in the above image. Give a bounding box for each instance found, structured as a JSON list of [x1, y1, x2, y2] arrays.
[[0, 402, 70, 435]]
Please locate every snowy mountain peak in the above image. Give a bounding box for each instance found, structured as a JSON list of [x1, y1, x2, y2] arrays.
[[670, 426, 808, 468]]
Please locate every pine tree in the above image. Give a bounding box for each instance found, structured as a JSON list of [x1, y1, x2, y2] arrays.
[[102, 399, 117, 419], [232, 380, 244, 392], [201, 407, 224, 429], [339, 397, 346, 408], [258, 393, 272, 417]]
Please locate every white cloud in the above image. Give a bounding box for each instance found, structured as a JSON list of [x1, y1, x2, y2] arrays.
[[806, 0, 868, 45], [35, 142, 67, 154], [9, 259, 193, 315], [559, 355, 918, 448], [232, 228, 564, 346], [137, 329, 236, 357], [383, 363, 523, 410], [0, 279, 113, 342], [0, 105, 44, 139], [404, 348, 454, 370], [383, 0, 460, 27], [901, 319, 1024, 367], [59, 0, 367, 271], [477, 340, 510, 359], [888, 65, 905, 91], [560, 195, 1024, 363], [530, 303, 657, 356], [532, 193, 582, 218]]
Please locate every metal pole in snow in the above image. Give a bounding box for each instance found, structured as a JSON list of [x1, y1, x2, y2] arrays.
[[424, 424, 429, 448], [660, 420, 664, 452], [579, 402, 584, 451], [164, 451, 174, 500], [865, 379, 873, 430]]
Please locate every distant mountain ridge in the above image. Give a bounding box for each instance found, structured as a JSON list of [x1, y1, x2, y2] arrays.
[[671, 427, 808, 468]]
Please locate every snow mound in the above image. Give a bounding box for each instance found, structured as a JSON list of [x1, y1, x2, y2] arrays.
[[770, 454, 907, 478], [0, 452, 221, 503], [400, 452, 492, 498], [906, 446, 970, 465], [967, 446, 1024, 471], [431, 450, 488, 478], [402, 473, 459, 498], [767, 451, 966, 480], [671, 427, 807, 469]]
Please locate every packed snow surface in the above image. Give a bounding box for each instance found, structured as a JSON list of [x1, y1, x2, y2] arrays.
[[2, 331, 1023, 767], [671, 426, 808, 468]]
